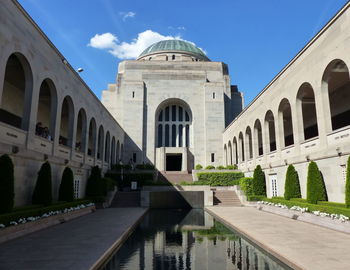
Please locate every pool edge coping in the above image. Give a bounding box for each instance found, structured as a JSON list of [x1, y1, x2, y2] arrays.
[[89, 208, 149, 270], [205, 207, 304, 270]]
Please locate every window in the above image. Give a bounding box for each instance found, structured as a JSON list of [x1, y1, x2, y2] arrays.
[[133, 152, 137, 163], [211, 153, 215, 162], [172, 55, 175, 60], [74, 179, 80, 199], [132, 91, 135, 98], [213, 92, 215, 99]]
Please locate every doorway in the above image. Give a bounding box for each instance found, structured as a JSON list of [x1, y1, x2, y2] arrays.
[[166, 154, 182, 171], [269, 174, 278, 197]]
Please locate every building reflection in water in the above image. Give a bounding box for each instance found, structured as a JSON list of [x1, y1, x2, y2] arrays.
[[103, 209, 290, 270]]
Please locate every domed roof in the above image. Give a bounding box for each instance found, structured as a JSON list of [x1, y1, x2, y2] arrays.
[[138, 40, 208, 60]]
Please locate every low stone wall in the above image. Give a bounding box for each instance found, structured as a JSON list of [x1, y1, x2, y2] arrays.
[[0, 205, 95, 244], [141, 191, 204, 209], [257, 204, 350, 234]]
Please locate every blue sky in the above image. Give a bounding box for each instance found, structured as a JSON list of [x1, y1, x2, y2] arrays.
[[18, 0, 349, 106]]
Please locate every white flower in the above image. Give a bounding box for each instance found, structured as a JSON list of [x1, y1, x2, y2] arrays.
[[0, 224, 5, 228]]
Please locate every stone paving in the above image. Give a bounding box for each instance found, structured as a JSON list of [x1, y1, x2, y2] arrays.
[[0, 208, 147, 270], [206, 206, 350, 270]]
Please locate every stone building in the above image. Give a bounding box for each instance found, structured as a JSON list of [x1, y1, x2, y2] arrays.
[[223, 2, 350, 202], [0, 0, 125, 205], [102, 40, 242, 172]]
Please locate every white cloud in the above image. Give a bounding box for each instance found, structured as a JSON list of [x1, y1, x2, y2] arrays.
[[88, 30, 181, 59], [119, 11, 136, 21], [168, 26, 186, 31]]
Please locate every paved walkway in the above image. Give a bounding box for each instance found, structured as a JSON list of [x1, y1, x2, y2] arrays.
[[0, 208, 147, 270], [206, 206, 350, 270]]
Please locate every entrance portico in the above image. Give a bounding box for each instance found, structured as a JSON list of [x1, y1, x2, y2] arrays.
[[156, 147, 189, 172]]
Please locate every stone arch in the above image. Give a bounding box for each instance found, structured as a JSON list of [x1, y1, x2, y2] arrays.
[[59, 96, 74, 147], [278, 98, 294, 147], [296, 82, 319, 140], [264, 110, 276, 152], [97, 125, 104, 160], [0, 52, 33, 130], [111, 136, 116, 165], [254, 119, 263, 156], [245, 126, 253, 160], [322, 59, 350, 131], [233, 137, 238, 164], [224, 144, 228, 166], [116, 140, 120, 162], [238, 132, 245, 162], [228, 140, 233, 165], [75, 108, 87, 152], [35, 78, 57, 140], [87, 118, 97, 156], [105, 131, 110, 162]]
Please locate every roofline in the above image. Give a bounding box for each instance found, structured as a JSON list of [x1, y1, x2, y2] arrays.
[[137, 50, 210, 61], [11, 0, 124, 131], [224, 0, 350, 132]]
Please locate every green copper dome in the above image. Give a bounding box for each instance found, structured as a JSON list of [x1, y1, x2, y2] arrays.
[[138, 40, 208, 60]]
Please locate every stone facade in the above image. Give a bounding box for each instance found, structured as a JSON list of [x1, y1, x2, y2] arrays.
[[0, 1, 125, 206], [223, 2, 350, 202], [102, 49, 242, 171]]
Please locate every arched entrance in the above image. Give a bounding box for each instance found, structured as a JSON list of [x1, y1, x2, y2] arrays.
[[155, 99, 192, 171]]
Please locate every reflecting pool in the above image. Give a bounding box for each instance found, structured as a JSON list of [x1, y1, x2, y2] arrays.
[[102, 209, 292, 270]]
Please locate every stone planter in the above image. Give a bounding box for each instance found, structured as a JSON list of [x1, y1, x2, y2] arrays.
[[0, 205, 95, 244]]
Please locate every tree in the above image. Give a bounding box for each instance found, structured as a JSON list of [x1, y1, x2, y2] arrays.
[[252, 165, 266, 196], [58, 167, 74, 202], [346, 156, 350, 207], [306, 161, 327, 204], [86, 166, 103, 197], [0, 154, 15, 213], [284, 165, 301, 200], [32, 161, 52, 205]]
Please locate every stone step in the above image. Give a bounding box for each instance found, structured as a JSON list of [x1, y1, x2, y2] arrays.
[[213, 191, 241, 206], [158, 171, 193, 184]]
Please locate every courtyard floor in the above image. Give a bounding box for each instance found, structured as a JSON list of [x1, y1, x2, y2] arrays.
[[0, 207, 147, 270], [206, 206, 350, 270]]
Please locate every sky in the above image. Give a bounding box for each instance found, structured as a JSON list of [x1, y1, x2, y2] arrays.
[[18, 0, 349, 106]]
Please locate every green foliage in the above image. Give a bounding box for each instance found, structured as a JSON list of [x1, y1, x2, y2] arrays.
[[346, 156, 350, 207], [226, 165, 235, 170], [252, 165, 266, 196], [216, 165, 225, 170], [101, 177, 115, 196], [32, 161, 52, 206], [135, 163, 155, 170], [105, 172, 154, 188], [239, 177, 253, 196], [0, 154, 15, 214], [195, 164, 203, 170], [86, 166, 103, 197], [246, 195, 266, 201], [263, 197, 350, 218], [58, 167, 74, 202], [0, 200, 92, 226], [284, 165, 301, 200], [190, 172, 244, 186], [205, 165, 215, 170], [306, 161, 328, 204]]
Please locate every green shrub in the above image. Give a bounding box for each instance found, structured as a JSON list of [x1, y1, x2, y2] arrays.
[[195, 164, 203, 170], [252, 165, 266, 196], [101, 177, 115, 195], [86, 166, 103, 197], [262, 197, 350, 218], [247, 195, 266, 201], [307, 161, 327, 204], [195, 172, 244, 186], [32, 161, 52, 206], [0, 200, 92, 226], [205, 165, 215, 170], [0, 154, 15, 214], [105, 172, 154, 188], [216, 165, 225, 170], [346, 156, 350, 207], [226, 165, 234, 170], [239, 177, 253, 196], [284, 165, 301, 200], [135, 163, 155, 170], [58, 167, 74, 202]]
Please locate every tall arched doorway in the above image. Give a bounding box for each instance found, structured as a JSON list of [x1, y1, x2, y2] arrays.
[[155, 99, 192, 172]]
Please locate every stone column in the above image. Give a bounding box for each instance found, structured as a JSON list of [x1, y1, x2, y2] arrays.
[[182, 147, 188, 171], [315, 80, 332, 145]]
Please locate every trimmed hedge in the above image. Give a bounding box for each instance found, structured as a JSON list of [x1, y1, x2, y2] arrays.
[[58, 167, 74, 202], [0, 200, 92, 226], [307, 161, 328, 204], [252, 165, 266, 196], [205, 165, 215, 170], [195, 164, 203, 170], [247, 195, 266, 201], [135, 163, 155, 170], [284, 165, 301, 200], [261, 197, 350, 218], [226, 165, 237, 170], [346, 156, 350, 207], [239, 177, 253, 196], [105, 172, 154, 187], [86, 166, 103, 197], [32, 161, 52, 206], [0, 154, 15, 214], [196, 172, 244, 186], [216, 166, 225, 170]]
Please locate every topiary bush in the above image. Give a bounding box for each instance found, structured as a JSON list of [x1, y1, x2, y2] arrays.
[[195, 164, 203, 170], [32, 161, 52, 206], [252, 165, 266, 196], [205, 165, 215, 170], [284, 164, 301, 200], [58, 167, 74, 202], [239, 177, 253, 196], [306, 161, 328, 204], [216, 165, 225, 170], [226, 165, 236, 170], [0, 154, 15, 214], [86, 166, 103, 197], [346, 156, 350, 208]]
